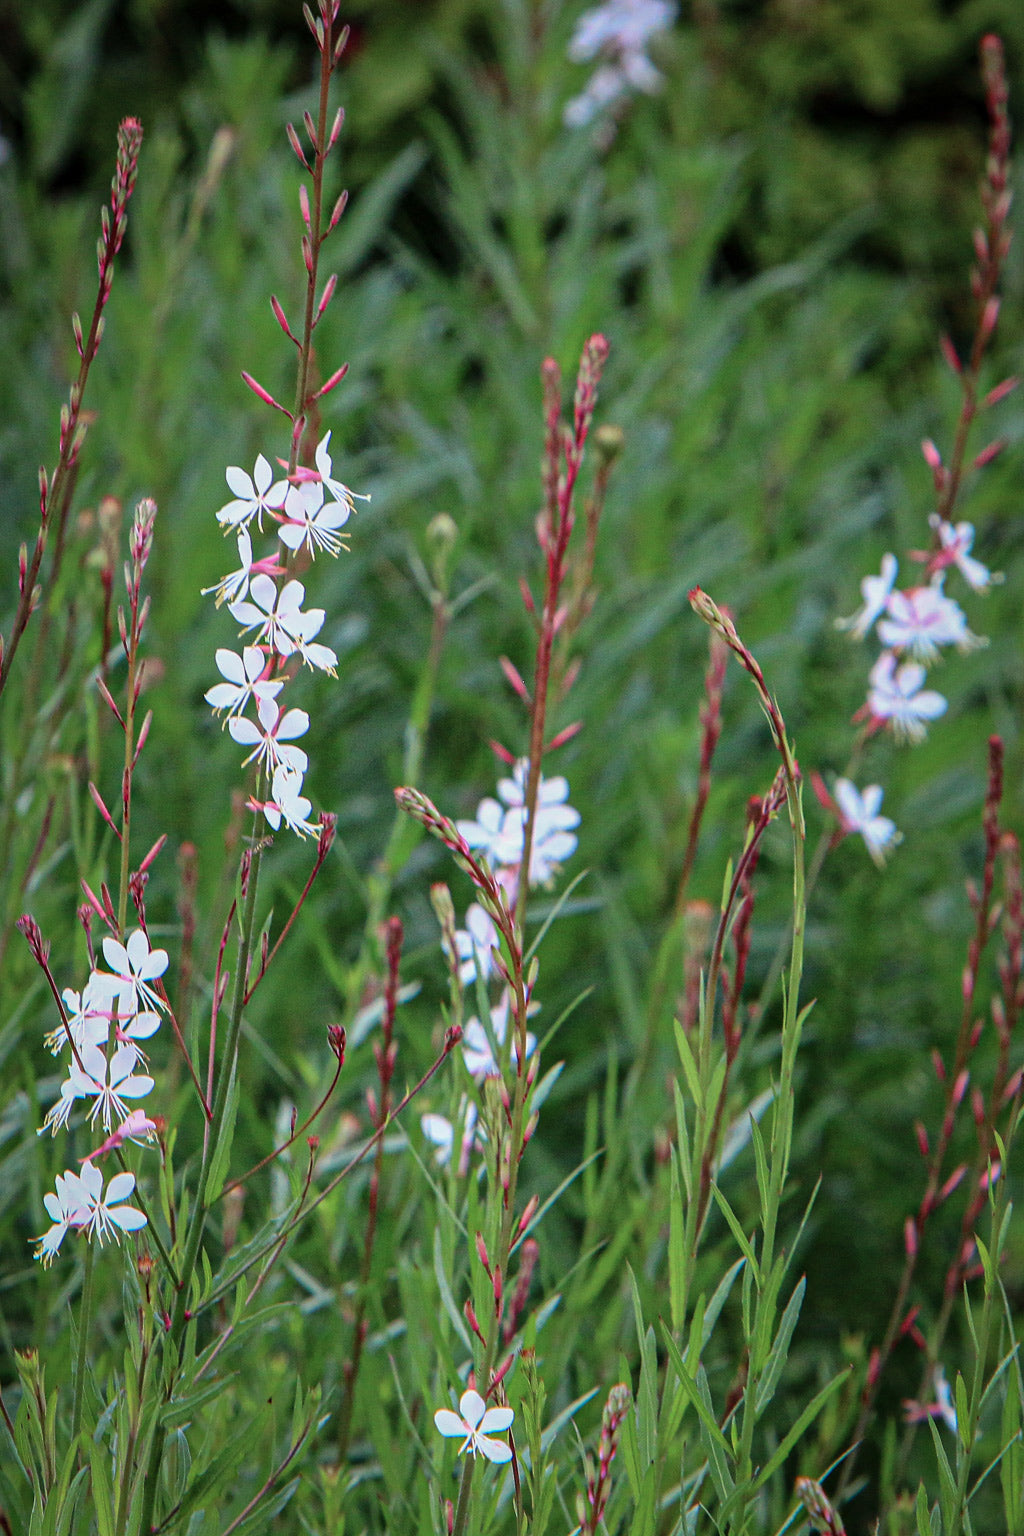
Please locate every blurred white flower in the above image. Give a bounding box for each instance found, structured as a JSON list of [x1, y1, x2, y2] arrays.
[[877, 579, 981, 663], [462, 993, 536, 1079], [565, 0, 675, 127], [450, 903, 499, 986], [834, 779, 901, 866], [864, 652, 947, 743], [929, 516, 1001, 593], [836, 553, 898, 640]]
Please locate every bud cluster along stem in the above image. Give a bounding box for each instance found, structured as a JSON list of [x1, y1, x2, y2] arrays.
[[0, 118, 143, 699], [838, 735, 1016, 1499]]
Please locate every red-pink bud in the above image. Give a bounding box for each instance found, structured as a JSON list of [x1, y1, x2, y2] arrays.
[[939, 334, 962, 374], [974, 437, 1006, 469], [984, 376, 1018, 407], [904, 1217, 917, 1257], [287, 123, 311, 170]]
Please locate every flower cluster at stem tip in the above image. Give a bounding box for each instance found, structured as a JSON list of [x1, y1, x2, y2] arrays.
[[203, 431, 367, 838], [826, 515, 1001, 865], [34, 930, 165, 1263]]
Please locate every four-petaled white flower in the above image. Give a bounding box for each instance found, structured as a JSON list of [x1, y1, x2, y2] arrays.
[[72, 1163, 147, 1246], [98, 930, 169, 1017], [279, 480, 353, 557], [434, 1388, 514, 1464], [206, 646, 283, 721], [70, 1043, 155, 1132], [834, 779, 902, 867], [836, 553, 898, 640], [229, 574, 320, 659], [228, 693, 309, 775], [217, 454, 288, 532]]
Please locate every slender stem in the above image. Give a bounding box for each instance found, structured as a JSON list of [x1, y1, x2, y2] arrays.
[[71, 1237, 96, 1450]]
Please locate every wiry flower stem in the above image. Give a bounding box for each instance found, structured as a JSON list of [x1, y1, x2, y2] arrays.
[[0, 118, 143, 699]]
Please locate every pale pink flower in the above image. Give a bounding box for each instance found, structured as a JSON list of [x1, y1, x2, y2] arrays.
[[877, 579, 981, 663], [434, 1388, 514, 1464], [421, 1099, 483, 1173], [75, 1043, 155, 1132]]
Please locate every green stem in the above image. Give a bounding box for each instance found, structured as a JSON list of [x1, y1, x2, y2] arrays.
[[72, 1236, 96, 1451]]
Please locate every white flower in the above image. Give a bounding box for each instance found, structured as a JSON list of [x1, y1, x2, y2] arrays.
[[255, 765, 319, 839], [34, 1170, 92, 1265], [113, 1008, 161, 1067], [73, 1163, 147, 1246], [97, 930, 169, 1017], [462, 993, 536, 1079], [834, 779, 901, 867], [457, 760, 580, 887], [228, 694, 309, 776], [456, 795, 506, 864], [450, 903, 499, 986], [278, 480, 353, 558], [434, 1388, 514, 1464], [228, 575, 316, 658], [45, 977, 110, 1055], [205, 646, 283, 721], [836, 553, 899, 640], [201, 529, 255, 607], [421, 1099, 482, 1171], [565, 0, 675, 126], [865, 652, 947, 743], [569, 0, 676, 59], [216, 454, 288, 532], [929, 516, 1001, 593], [876, 579, 981, 663], [72, 1043, 155, 1132]]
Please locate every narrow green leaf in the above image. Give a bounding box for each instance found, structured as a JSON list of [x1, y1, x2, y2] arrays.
[[710, 1182, 760, 1285], [751, 1368, 850, 1490], [755, 1276, 806, 1415]]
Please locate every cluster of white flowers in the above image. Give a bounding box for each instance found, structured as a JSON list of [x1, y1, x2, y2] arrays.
[[35, 931, 165, 1264], [564, 0, 676, 128], [420, 760, 579, 1160], [831, 515, 999, 864], [203, 431, 366, 838]]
